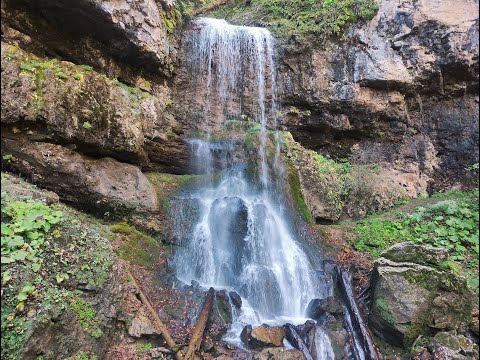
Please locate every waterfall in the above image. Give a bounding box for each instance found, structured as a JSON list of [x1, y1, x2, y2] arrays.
[[174, 17, 332, 354]]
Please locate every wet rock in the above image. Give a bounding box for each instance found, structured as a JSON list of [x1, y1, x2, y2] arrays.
[[239, 267, 283, 315], [209, 197, 249, 278], [306, 296, 343, 319], [229, 291, 242, 309], [429, 331, 479, 359], [201, 339, 214, 352], [294, 320, 316, 337], [369, 246, 476, 349], [317, 313, 349, 360], [241, 324, 286, 348], [254, 347, 306, 360], [207, 290, 233, 340], [381, 242, 449, 267]]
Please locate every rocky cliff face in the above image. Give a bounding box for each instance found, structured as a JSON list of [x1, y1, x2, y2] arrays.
[[277, 0, 479, 192], [2, 0, 478, 220], [1, 0, 191, 177]]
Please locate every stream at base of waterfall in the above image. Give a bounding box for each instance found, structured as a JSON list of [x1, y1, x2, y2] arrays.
[[172, 17, 350, 360]]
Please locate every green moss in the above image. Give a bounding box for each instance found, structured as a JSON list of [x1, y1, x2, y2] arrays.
[[374, 297, 396, 326], [115, 80, 150, 103], [78, 65, 93, 72], [6, 44, 19, 55], [146, 172, 204, 210], [68, 295, 103, 338], [72, 72, 84, 81], [1, 300, 32, 360], [404, 311, 432, 347], [0, 173, 117, 358], [111, 221, 161, 267], [403, 270, 437, 291], [286, 159, 315, 224], [19, 58, 56, 113]]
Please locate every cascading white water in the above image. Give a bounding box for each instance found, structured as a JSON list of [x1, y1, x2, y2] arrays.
[[315, 326, 336, 360], [174, 17, 334, 356]]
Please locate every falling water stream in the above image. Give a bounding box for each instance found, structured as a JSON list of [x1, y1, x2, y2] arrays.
[[174, 17, 336, 358]]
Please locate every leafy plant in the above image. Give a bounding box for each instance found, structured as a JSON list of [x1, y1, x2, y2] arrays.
[[72, 72, 84, 81], [1, 195, 64, 266], [136, 342, 153, 353], [288, 106, 300, 114], [16, 284, 37, 311], [2, 154, 14, 163], [82, 121, 92, 130], [115, 80, 150, 103], [79, 65, 93, 72], [69, 295, 103, 338]]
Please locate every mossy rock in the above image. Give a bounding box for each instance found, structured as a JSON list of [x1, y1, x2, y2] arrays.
[[369, 250, 476, 349], [111, 221, 163, 267]]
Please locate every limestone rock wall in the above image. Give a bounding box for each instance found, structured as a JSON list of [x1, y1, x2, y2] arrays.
[[277, 0, 479, 191]]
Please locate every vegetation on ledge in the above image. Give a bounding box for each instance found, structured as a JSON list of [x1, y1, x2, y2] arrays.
[[206, 0, 379, 40], [1, 173, 115, 359], [339, 189, 479, 293]]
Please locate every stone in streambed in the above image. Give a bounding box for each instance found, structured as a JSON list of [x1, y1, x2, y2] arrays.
[[255, 347, 306, 360], [241, 324, 286, 348], [229, 291, 242, 309], [306, 296, 343, 320]]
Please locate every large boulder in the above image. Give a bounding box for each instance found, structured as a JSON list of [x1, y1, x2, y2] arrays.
[[369, 242, 477, 348], [1, 140, 158, 216], [2, 0, 176, 76], [381, 242, 449, 267], [284, 133, 409, 222], [241, 324, 286, 348], [206, 290, 233, 340]]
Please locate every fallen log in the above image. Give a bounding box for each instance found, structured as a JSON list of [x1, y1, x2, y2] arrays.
[[190, 0, 230, 17], [184, 287, 215, 360], [336, 266, 382, 360], [126, 268, 183, 360], [284, 323, 314, 360]]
